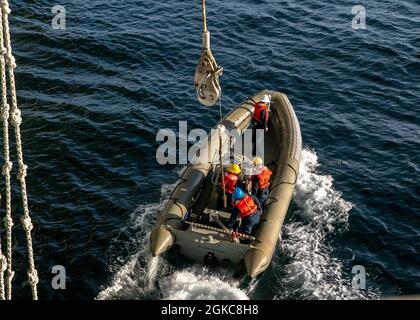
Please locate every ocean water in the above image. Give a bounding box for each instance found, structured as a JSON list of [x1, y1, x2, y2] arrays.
[[2, 0, 418, 299]]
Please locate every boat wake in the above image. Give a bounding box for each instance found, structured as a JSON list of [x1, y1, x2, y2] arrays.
[[97, 148, 373, 300], [97, 178, 249, 300], [274, 149, 367, 299]]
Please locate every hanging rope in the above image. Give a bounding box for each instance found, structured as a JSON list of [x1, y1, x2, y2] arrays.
[[0, 251, 4, 299], [0, 0, 38, 300], [218, 125, 227, 208], [217, 84, 228, 206], [0, 0, 13, 300], [201, 0, 207, 33]]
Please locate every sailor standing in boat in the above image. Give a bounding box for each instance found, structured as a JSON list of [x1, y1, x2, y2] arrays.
[[251, 157, 272, 206], [228, 187, 261, 236], [220, 163, 242, 209], [251, 94, 271, 154]]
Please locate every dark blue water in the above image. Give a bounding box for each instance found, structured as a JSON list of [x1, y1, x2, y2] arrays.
[[3, 0, 418, 299]]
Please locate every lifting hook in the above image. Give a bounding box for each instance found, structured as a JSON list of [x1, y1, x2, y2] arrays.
[[194, 0, 223, 106]]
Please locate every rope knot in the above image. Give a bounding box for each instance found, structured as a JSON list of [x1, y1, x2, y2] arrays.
[[3, 214, 14, 229], [2, 160, 12, 175], [6, 53, 16, 68], [11, 108, 22, 126], [28, 270, 39, 286], [2, 0, 11, 14], [0, 254, 7, 272], [18, 164, 27, 181], [21, 215, 33, 232]]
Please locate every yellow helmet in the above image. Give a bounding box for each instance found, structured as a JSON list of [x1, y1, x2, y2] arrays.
[[227, 163, 241, 174], [253, 157, 263, 167]]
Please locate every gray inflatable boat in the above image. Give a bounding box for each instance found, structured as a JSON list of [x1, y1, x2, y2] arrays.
[[150, 90, 302, 278]]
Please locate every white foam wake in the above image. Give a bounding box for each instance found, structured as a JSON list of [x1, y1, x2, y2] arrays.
[[96, 182, 174, 300], [275, 148, 366, 299], [161, 268, 249, 300]]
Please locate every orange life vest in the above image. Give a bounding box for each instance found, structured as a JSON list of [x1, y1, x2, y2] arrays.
[[256, 166, 272, 189], [234, 194, 257, 218], [220, 172, 238, 194], [252, 102, 269, 125]]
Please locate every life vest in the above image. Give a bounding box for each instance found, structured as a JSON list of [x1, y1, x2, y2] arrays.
[[220, 172, 238, 194], [234, 194, 257, 218], [256, 166, 272, 189], [252, 102, 269, 125]]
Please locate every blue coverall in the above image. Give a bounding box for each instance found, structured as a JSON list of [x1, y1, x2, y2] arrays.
[[251, 175, 270, 206], [228, 195, 262, 235]]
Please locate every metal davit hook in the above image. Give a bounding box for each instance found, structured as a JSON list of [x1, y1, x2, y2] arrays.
[[194, 58, 223, 106], [194, 0, 223, 107]]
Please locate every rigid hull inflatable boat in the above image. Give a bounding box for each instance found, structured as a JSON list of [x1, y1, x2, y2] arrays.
[[150, 90, 302, 278]]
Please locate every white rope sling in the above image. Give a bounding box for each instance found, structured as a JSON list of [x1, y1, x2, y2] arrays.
[[0, 0, 38, 300]]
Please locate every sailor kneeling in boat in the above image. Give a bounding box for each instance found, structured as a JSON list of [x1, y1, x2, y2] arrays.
[[228, 187, 261, 236], [251, 157, 272, 206], [220, 163, 242, 209]]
